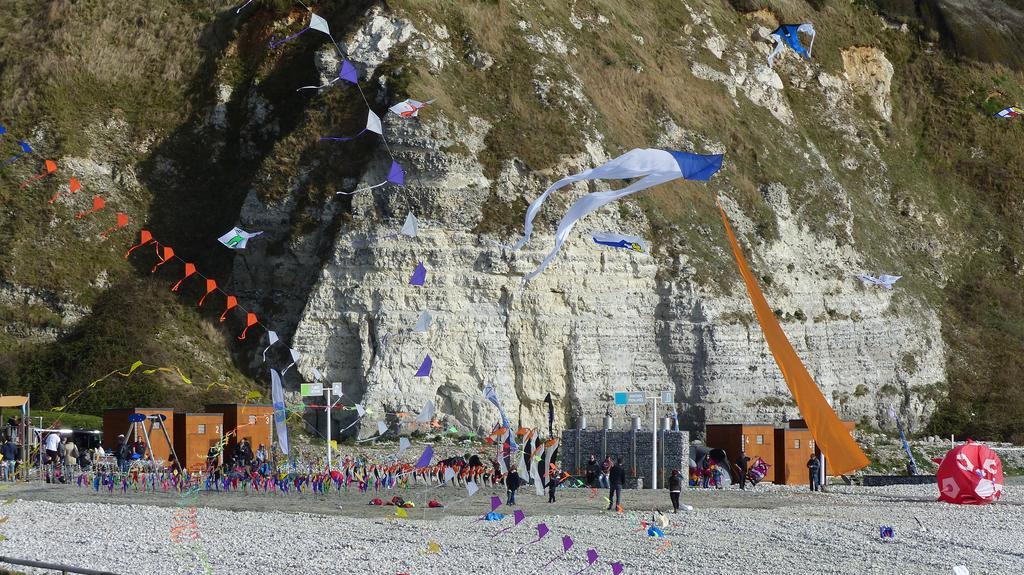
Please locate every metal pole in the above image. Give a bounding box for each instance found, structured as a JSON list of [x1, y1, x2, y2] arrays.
[[651, 397, 658, 490], [325, 387, 332, 470]]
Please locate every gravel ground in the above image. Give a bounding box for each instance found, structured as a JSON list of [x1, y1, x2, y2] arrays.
[[0, 478, 1020, 575]]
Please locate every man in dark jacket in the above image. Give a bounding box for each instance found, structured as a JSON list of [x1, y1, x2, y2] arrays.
[[116, 435, 130, 472], [1, 437, 18, 481], [585, 455, 599, 488], [736, 452, 751, 490], [807, 455, 821, 492], [607, 457, 626, 510], [506, 466, 521, 505]]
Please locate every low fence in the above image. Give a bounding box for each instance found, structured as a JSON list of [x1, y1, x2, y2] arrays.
[[862, 474, 937, 487], [0, 555, 120, 574]]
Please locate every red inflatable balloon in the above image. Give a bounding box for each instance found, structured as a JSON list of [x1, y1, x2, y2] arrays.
[[936, 440, 1004, 505]]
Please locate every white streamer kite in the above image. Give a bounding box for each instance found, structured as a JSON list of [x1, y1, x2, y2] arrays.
[[507, 148, 723, 280]]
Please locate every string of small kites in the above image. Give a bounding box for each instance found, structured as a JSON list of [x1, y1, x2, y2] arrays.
[[0, 3, 711, 571]]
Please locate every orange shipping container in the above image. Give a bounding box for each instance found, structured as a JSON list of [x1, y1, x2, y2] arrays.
[[705, 423, 776, 482], [773, 428, 817, 485], [205, 404, 273, 462], [173, 412, 224, 472]]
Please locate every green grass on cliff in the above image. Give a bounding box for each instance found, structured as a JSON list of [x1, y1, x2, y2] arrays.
[[0, 0, 1022, 443]]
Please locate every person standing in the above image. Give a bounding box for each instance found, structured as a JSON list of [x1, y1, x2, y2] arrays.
[[807, 455, 821, 492], [668, 469, 682, 513], [547, 465, 560, 503], [44, 432, 62, 467], [62, 437, 79, 473], [736, 452, 751, 490], [585, 455, 599, 488], [506, 465, 521, 506], [116, 435, 130, 472], [1, 437, 17, 481], [607, 457, 626, 511]]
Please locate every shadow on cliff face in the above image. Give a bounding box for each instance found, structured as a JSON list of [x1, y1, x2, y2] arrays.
[[727, 0, 1024, 71], [127, 3, 379, 379], [654, 284, 708, 434], [5, 2, 389, 410], [857, 0, 1024, 70]]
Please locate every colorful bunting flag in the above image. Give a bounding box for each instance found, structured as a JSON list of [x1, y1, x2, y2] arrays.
[[219, 295, 238, 321], [239, 312, 258, 340], [151, 246, 175, 273], [75, 196, 106, 219], [171, 263, 197, 291], [198, 279, 218, 307], [99, 212, 129, 239]]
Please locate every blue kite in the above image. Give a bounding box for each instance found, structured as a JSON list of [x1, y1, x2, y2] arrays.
[[768, 24, 816, 67], [592, 232, 650, 254]]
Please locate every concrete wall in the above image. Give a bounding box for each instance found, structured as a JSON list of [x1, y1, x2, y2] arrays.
[[561, 428, 689, 489]]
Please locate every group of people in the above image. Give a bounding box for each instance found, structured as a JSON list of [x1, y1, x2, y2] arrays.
[[113, 434, 150, 472]]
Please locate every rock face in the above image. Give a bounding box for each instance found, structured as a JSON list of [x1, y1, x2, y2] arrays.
[[841, 47, 894, 121], [273, 4, 951, 439], [872, 0, 1024, 70]]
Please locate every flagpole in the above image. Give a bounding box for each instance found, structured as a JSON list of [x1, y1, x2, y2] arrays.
[[326, 386, 332, 470]]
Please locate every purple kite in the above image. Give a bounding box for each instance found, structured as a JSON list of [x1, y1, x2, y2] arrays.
[[297, 59, 360, 91], [611, 562, 623, 575], [415, 445, 434, 469], [492, 509, 525, 537], [535, 523, 549, 541], [409, 262, 426, 286], [414, 355, 432, 377], [336, 160, 406, 195], [536, 534, 575, 571]]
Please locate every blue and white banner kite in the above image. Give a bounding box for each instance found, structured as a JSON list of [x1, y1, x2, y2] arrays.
[[768, 24, 815, 67], [483, 385, 518, 452], [271, 368, 290, 455], [508, 148, 723, 280]]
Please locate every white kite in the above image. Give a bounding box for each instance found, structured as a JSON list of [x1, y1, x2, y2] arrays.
[[320, 110, 383, 142], [218, 227, 263, 250], [415, 399, 435, 424], [400, 212, 419, 237], [282, 348, 301, 374], [506, 148, 723, 280], [389, 99, 434, 118], [261, 330, 280, 362], [856, 274, 902, 290]]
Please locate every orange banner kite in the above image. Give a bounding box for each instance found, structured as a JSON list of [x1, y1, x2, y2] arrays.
[[718, 204, 868, 475]]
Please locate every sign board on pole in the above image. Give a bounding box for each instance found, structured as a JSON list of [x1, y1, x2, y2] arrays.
[[300, 383, 323, 397], [614, 391, 646, 406], [661, 391, 674, 404], [331, 383, 344, 397]]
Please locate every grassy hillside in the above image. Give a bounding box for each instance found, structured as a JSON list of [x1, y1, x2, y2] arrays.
[[0, 0, 1021, 443]]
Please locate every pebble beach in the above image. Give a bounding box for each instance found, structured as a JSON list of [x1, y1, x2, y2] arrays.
[[0, 479, 1020, 575]]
